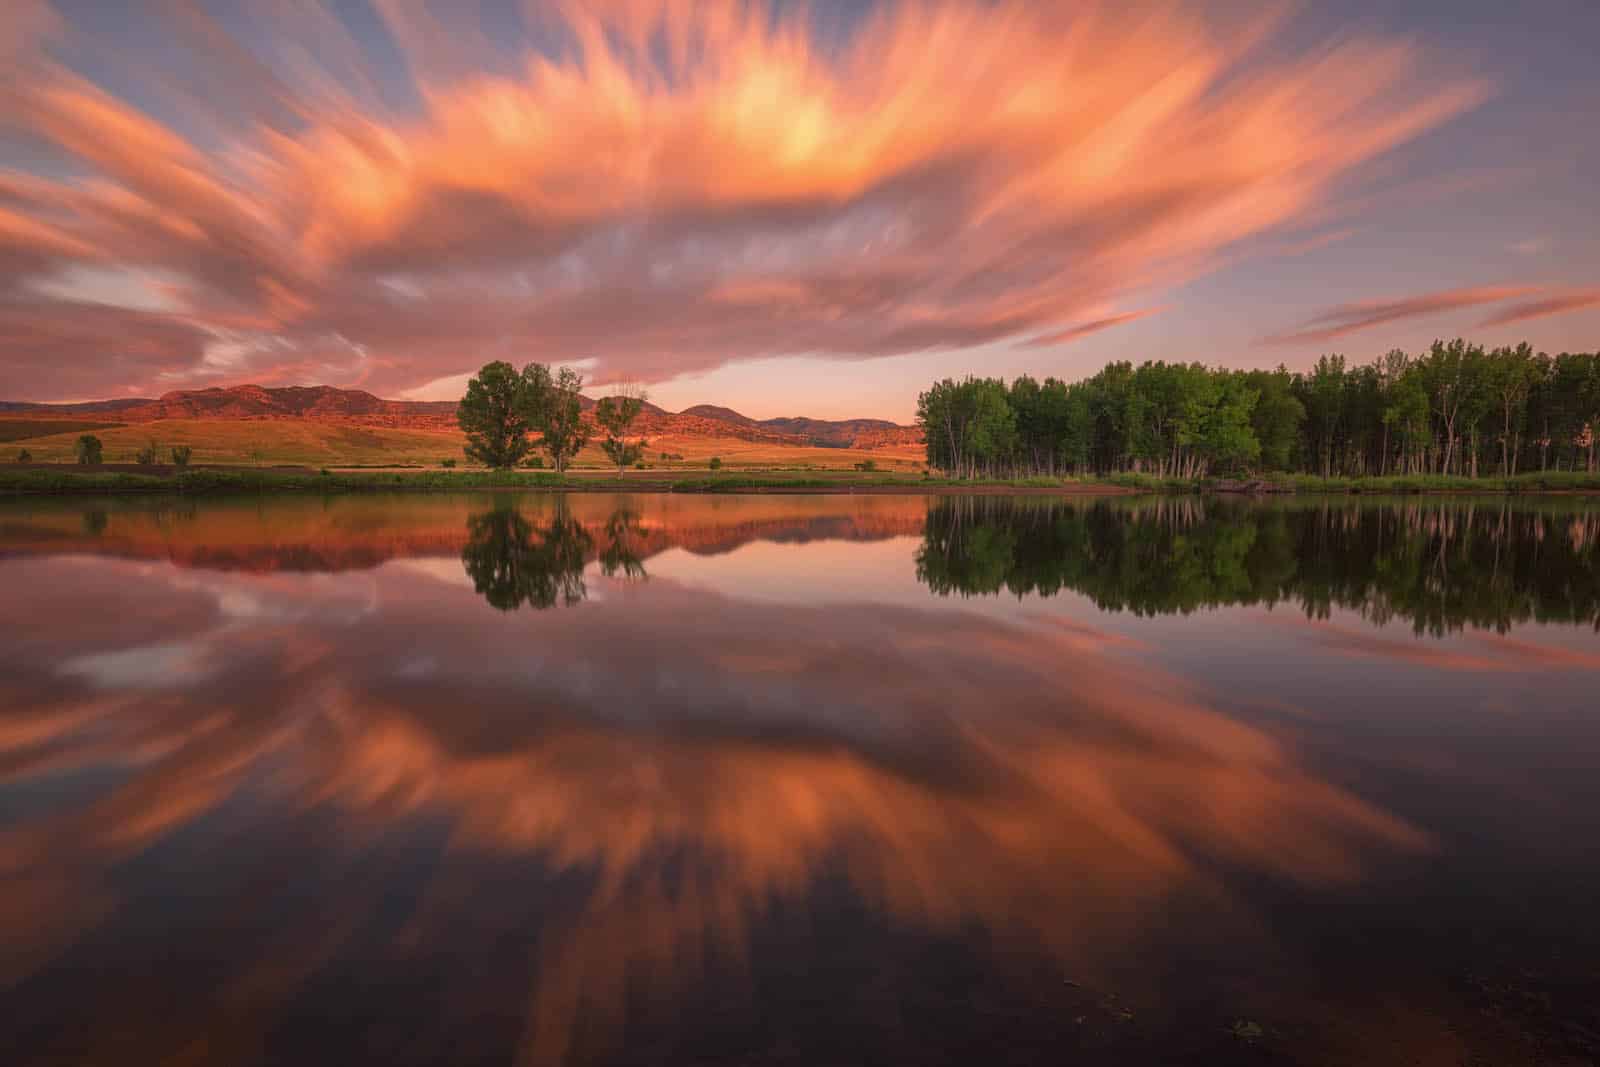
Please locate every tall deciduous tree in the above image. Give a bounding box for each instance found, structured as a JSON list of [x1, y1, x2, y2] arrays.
[[457, 361, 542, 468], [596, 385, 649, 474], [537, 366, 592, 473], [913, 339, 1595, 481]]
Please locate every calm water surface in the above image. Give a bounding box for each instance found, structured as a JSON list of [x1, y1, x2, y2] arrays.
[[1, 492, 1597, 1066]]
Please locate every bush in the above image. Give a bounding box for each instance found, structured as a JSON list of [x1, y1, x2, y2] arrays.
[[635, 461, 647, 469], [16, 448, 30, 463], [134, 441, 160, 466], [170, 445, 192, 468], [441, 458, 457, 468], [708, 456, 722, 470], [524, 456, 545, 469], [853, 459, 878, 472], [75, 434, 103, 465]]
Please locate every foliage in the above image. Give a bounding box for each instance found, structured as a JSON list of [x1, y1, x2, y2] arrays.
[[75, 434, 103, 465], [16, 448, 30, 463], [853, 459, 878, 471], [457, 360, 542, 468], [596, 387, 648, 473], [919, 341, 1600, 480], [135, 441, 160, 465], [534, 365, 592, 473], [170, 445, 192, 468], [708, 456, 722, 470], [440, 458, 456, 468]]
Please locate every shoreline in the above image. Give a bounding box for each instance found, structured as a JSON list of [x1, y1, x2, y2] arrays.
[[3, 465, 1600, 497]]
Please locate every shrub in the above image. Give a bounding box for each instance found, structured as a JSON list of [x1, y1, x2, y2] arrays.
[[170, 445, 192, 468], [16, 448, 30, 463], [708, 456, 722, 470], [441, 458, 457, 468], [75, 434, 103, 465], [524, 456, 545, 469], [853, 459, 878, 472]]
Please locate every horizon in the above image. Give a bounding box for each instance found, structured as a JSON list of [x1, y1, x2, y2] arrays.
[[9, 331, 1593, 428], [1, 1, 1596, 422]]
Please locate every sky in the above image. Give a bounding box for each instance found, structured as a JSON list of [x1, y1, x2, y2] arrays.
[[0, 0, 1596, 421]]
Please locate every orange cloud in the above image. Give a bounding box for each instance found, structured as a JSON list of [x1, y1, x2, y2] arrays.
[[1261, 284, 1537, 345], [1479, 288, 1600, 327], [0, 1, 1486, 397], [1025, 309, 1159, 346]]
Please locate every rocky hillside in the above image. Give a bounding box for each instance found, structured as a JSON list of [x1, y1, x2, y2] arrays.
[[4, 384, 922, 449]]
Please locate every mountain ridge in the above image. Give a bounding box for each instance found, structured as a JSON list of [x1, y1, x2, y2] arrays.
[[1, 384, 922, 450]]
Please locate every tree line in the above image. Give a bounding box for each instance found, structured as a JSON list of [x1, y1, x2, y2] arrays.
[[457, 361, 648, 473], [917, 341, 1600, 479]]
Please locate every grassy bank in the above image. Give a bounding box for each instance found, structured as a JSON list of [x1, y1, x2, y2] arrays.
[[0, 466, 1129, 495], [2, 465, 1597, 496]]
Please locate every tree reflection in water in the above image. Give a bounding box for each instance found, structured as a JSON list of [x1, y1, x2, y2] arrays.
[[918, 496, 1600, 634], [461, 504, 649, 610], [461, 504, 594, 610]]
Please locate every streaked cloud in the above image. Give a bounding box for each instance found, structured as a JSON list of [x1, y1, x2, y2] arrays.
[[1261, 284, 1536, 345], [1025, 309, 1159, 347], [0, 1, 1487, 398], [1480, 288, 1600, 327]]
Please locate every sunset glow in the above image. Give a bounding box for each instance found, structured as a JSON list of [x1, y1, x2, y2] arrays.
[[3, 1, 1594, 416]]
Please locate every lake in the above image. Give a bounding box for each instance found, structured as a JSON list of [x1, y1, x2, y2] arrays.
[[1, 492, 1597, 1066]]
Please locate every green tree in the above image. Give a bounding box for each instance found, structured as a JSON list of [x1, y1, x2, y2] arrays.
[[458, 361, 542, 469], [596, 386, 649, 474], [170, 445, 193, 468], [135, 440, 159, 465], [75, 434, 103, 465], [535, 366, 592, 473], [1245, 367, 1304, 471]]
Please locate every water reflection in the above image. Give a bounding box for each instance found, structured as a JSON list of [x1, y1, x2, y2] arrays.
[[919, 496, 1600, 633], [462, 504, 597, 610], [0, 492, 1597, 1065]]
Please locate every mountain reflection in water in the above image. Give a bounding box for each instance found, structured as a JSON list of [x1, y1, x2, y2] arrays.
[[0, 493, 1597, 1066]]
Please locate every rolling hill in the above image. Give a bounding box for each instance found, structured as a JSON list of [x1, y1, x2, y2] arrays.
[[3, 385, 922, 448], [1, 384, 925, 468]]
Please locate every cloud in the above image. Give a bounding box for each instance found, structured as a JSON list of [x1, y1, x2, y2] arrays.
[[1025, 309, 1159, 346], [0, 1, 1487, 398], [1479, 288, 1600, 327], [1261, 284, 1536, 345]]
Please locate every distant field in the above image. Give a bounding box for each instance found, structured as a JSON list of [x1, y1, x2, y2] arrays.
[[0, 417, 927, 471], [0, 419, 125, 443]]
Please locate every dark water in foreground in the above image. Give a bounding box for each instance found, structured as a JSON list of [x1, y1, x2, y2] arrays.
[[1, 492, 1597, 1066]]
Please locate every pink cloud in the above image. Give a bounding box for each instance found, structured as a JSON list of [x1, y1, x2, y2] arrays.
[[0, 1, 1487, 399], [1026, 309, 1159, 346], [1479, 288, 1600, 327], [1261, 284, 1537, 345]]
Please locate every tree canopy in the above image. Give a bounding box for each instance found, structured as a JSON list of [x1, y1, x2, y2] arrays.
[[596, 387, 648, 474], [457, 361, 542, 469], [458, 361, 594, 471], [918, 341, 1600, 480]]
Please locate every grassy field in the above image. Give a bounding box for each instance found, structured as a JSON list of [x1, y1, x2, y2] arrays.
[[0, 419, 126, 443], [0, 417, 926, 471], [4, 465, 1598, 496]]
